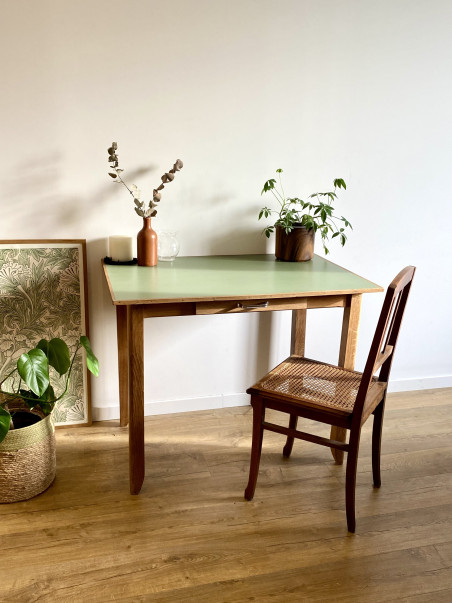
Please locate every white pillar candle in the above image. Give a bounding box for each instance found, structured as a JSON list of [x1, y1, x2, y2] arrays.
[[109, 236, 134, 262]]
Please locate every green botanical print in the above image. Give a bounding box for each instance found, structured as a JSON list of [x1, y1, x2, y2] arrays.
[[0, 245, 88, 425]]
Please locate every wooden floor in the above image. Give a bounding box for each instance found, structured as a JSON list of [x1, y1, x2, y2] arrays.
[[2, 388, 452, 602]]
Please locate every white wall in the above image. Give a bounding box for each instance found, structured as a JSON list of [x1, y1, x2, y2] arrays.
[[1, 0, 451, 420]]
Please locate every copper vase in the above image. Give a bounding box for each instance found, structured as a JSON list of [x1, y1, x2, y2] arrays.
[[137, 217, 158, 266]]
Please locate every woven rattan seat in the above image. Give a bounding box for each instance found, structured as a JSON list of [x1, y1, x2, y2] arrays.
[[244, 266, 415, 533], [254, 356, 382, 414]]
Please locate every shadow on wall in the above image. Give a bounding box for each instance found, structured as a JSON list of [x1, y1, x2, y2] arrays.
[[205, 186, 269, 255], [1, 152, 156, 232], [86, 237, 130, 320], [255, 311, 275, 380], [87, 238, 109, 267], [207, 227, 269, 256]]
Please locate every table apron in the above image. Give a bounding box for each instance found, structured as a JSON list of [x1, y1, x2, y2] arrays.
[[132, 295, 348, 318], [196, 296, 348, 314]]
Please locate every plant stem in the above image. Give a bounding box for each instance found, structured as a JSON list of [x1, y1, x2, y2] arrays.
[[52, 342, 81, 403], [270, 188, 285, 208], [278, 171, 286, 205], [114, 170, 135, 197]]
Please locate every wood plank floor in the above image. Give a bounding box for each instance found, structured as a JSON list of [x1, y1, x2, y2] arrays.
[[2, 388, 452, 602]]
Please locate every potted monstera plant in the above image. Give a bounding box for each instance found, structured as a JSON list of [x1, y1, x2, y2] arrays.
[[259, 169, 352, 261], [0, 336, 98, 503]]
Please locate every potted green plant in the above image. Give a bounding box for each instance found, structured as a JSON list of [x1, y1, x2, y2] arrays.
[[0, 336, 99, 503], [258, 169, 352, 261]]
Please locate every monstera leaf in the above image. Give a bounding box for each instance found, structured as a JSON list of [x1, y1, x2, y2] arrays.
[[0, 405, 11, 443], [80, 336, 99, 377], [17, 349, 49, 397], [37, 338, 71, 376]]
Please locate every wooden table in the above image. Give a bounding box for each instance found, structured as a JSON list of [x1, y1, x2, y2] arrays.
[[103, 254, 382, 494]]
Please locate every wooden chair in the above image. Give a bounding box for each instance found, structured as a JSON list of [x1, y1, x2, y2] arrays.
[[244, 266, 415, 532]]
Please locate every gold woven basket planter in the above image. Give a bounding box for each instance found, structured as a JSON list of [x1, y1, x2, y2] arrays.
[[0, 405, 56, 503]]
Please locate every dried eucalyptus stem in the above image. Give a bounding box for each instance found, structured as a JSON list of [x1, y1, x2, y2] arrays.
[[107, 142, 183, 218]]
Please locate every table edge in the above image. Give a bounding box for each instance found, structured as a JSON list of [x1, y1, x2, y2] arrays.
[[102, 257, 384, 306]]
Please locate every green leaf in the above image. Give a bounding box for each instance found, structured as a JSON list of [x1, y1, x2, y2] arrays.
[[276, 168, 283, 173], [0, 405, 11, 443], [261, 178, 277, 195], [258, 210, 263, 220], [39, 385, 56, 404], [17, 349, 49, 397], [341, 217, 352, 229], [19, 388, 38, 400], [80, 336, 99, 377], [334, 178, 346, 190], [37, 338, 71, 376], [39, 401, 53, 415]]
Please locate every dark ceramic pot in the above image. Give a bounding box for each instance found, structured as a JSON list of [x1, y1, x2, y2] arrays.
[[275, 223, 315, 261]]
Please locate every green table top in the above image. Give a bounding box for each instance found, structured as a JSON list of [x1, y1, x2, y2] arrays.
[[103, 254, 382, 305]]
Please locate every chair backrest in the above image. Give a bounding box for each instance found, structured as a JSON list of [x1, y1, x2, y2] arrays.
[[353, 266, 416, 419]]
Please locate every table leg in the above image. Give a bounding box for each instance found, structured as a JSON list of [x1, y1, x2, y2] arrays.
[[116, 306, 129, 427], [284, 309, 308, 454], [129, 306, 145, 495], [291, 308, 307, 355], [331, 294, 362, 464]]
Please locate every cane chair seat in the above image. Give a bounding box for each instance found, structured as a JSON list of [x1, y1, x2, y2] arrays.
[[250, 356, 386, 416]]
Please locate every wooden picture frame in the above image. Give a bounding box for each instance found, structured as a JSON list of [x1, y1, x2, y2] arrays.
[[0, 240, 92, 427]]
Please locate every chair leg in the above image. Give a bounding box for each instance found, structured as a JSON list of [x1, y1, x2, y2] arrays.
[[372, 398, 386, 488], [244, 398, 266, 501], [283, 414, 298, 458], [345, 431, 361, 533]]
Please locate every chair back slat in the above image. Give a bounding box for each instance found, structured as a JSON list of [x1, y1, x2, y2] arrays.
[[373, 345, 394, 373], [353, 266, 415, 418]]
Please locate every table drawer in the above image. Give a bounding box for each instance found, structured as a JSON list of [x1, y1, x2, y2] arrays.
[[196, 297, 308, 315]]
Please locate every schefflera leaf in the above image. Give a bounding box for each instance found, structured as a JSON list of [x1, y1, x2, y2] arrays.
[[17, 349, 50, 397]]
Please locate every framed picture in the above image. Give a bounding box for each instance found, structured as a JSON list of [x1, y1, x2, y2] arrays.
[[0, 240, 91, 427]]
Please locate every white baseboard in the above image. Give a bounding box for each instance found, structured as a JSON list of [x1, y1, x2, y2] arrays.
[[92, 393, 250, 422], [92, 377, 452, 422], [387, 375, 452, 393]]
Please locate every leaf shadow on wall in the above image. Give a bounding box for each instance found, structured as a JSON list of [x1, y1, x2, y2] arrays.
[[207, 226, 269, 255], [201, 190, 269, 256], [1, 152, 156, 233]]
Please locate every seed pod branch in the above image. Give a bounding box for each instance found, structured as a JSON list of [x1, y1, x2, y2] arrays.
[[107, 142, 183, 218]]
